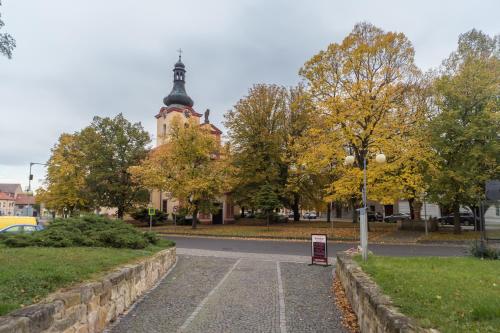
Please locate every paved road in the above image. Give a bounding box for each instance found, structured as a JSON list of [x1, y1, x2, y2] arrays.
[[108, 254, 346, 333], [166, 236, 469, 258]]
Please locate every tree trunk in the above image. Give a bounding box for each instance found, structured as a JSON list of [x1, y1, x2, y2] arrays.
[[117, 206, 124, 220], [351, 198, 358, 223], [453, 202, 461, 234], [335, 202, 342, 218], [408, 198, 415, 220], [292, 194, 300, 222], [240, 206, 245, 218], [327, 202, 331, 223], [267, 213, 270, 230], [192, 207, 198, 229], [414, 201, 422, 220]]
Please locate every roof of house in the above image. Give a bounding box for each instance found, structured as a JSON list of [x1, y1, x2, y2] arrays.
[[15, 194, 36, 205], [0, 184, 22, 194], [0, 192, 15, 201]]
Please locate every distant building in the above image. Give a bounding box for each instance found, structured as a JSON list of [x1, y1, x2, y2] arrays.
[[150, 55, 235, 224], [0, 192, 16, 216], [0, 183, 23, 198], [0, 183, 37, 216]]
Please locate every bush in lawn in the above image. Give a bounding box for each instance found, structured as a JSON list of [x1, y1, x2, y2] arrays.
[[131, 208, 168, 225], [0, 215, 160, 249], [173, 207, 193, 226], [255, 212, 287, 223], [470, 241, 499, 260]]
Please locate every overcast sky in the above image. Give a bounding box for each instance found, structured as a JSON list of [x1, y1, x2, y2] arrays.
[[0, 0, 498, 191]]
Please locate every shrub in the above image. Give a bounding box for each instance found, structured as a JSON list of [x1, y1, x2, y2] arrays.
[[1, 215, 162, 249], [470, 241, 499, 260], [173, 207, 192, 226], [131, 208, 168, 225]]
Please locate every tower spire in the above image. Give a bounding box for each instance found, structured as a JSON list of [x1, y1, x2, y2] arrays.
[[163, 52, 194, 107]]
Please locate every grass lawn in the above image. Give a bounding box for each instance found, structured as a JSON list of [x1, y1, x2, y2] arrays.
[[355, 256, 500, 332], [0, 240, 174, 316], [144, 220, 397, 241]]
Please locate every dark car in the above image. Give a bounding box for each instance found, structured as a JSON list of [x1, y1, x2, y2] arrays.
[[0, 224, 44, 234], [384, 213, 411, 223], [367, 211, 383, 222], [438, 212, 478, 226]]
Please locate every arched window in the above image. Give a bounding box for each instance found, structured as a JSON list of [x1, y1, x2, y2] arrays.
[[163, 124, 167, 136]]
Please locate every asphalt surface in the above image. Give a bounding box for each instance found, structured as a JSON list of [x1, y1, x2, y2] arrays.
[[166, 235, 469, 257]]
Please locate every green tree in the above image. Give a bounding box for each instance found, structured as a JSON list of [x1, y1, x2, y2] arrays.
[[253, 183, 281, 228], [130, 117, 231, 229], [225, 84, 288, 212], [225, 84, 319, 220], [0, 1, 15, 59], [38, 114, 151, 219], [79, 114, 151, 219], [427, 29, 500, 233]]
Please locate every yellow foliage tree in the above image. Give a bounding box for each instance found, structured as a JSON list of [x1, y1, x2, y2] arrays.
[[299, 22, 431, 221], [130, 117, 232, 229], [36, 133, 91, 215]]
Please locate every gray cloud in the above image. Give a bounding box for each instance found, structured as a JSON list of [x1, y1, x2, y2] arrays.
[[1, 0, 499, 189]]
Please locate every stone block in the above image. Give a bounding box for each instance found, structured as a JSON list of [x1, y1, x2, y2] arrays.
[[87, 296, 100, 313], [96, 308, 108, 332], [108, 271, 125, 286], [86, 310, 97, 333], [0, 316, 29, 333], [10, 303, 57, 332], [48, 292, 81, 309]]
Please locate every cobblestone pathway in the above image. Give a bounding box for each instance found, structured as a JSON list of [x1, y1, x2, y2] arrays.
[[107, 252, 346, 333]]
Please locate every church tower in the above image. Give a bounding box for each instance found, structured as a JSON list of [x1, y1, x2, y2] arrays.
[[155, 54, 202, 146], [152, 53, 234, 224]]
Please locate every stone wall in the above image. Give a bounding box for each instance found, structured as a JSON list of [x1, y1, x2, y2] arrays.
[[0, 247, 176, 333], [336, 253, 437, 333]]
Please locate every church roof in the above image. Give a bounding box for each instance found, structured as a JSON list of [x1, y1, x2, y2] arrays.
[[163, 55, 194, 107]]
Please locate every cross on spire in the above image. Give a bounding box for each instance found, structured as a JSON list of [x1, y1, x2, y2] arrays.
[[177, 48, 183, 61]]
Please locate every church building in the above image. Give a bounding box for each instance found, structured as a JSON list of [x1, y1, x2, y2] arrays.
[[150, 55, 235, 224]]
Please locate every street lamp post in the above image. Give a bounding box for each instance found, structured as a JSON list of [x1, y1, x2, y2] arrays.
[[26, 162, 48, 217], [345, 152, 386, 261]]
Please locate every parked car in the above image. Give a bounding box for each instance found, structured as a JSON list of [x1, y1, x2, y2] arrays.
[[244, 211, 255, 218], [0, 224, 44, 234], [438, 212, 478, 226], [303, 212, 317, 220], [367, 211, 383, 222], [384, 213, 411, 223]]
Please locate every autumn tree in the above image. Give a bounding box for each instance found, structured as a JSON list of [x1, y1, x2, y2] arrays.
[[300, 22, 427, 222], [225, 84, 288, 213], [427, 29, 500, 234], [130, 117, 231, 229], [225, 84, 320, 220], [38, 114, 151, 218], [0, 1, 15, 59], [36, 134, 91, 215]]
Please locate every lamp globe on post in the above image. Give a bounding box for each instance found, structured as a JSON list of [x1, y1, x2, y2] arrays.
[[344, 155, 355, 166], [375, 153, 386, 164]]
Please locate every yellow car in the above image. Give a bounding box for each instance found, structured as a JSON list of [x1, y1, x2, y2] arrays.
[[0, 216, 37, 229]]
